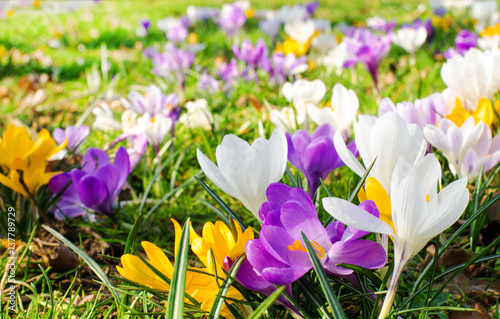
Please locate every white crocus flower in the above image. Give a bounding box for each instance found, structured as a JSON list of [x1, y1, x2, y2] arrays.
[[333, 112, 427, 194], [282, 79, 326, 124], [197, 127, 288, 219], [92, 103, 121, 132], [311, 33, 337, 53], [319, 41, 349, 71], [391, 26, 427, 55], [269, 107, 298, 131], [472, 0, 498, 32], [284, 19, 316, 44], [179, 98, 214, 130], [478, 34, 500, 51], [441, 48, 500, 109], [423, 117, 496, 180], [323, 155, 469, 319], [307, 83, 359, 136], [136, 113, 172, 152]]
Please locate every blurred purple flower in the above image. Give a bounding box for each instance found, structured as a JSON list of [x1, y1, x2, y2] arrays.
[[143, 47, 158, 59], [141, 19, 151, 31], [305, 1, 320, 16], [287, 124, 357, 196], [53, 125, 90, 152], [49, 147, 130, 220], [259, 19, 281, 38], [444, 30, 478, 59], [233, 39, 271, 80], [217, 58, 239, 90], [270, 52, 307, 84], [237, 183, 386, 287], [366, 16, 396, 33], [217, 4, 246, 36], [121, 85, 178, 117], [343, 28, 391, 88], [198, 71, 220, 94], [152, 44, 194, 86]]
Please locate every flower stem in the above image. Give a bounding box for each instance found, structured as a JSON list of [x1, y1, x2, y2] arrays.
[[378, 263, 404, 319]]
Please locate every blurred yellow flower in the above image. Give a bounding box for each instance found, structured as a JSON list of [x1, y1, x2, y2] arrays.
[[481, 22, 500, 37], [0, 124, 67, 168], [117, 219, 251, 318], [0, 124, 66, 197], [275, 31, 319, 57], [432, 15, 452, 31], [0, 156, 59, 198], [446, 98, 500, 128]]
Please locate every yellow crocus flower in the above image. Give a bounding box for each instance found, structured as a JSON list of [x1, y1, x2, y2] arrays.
[[445, 98, 500, 128], [0, 124, 67, 168], [481, 22, 500, 37], [0, 156, 59, 198], [117, 219, 250, 318]]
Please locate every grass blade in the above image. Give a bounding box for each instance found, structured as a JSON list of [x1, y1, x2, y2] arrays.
[[165, 218, 191, 319], [42, 225, 121, 304], [301, 232, 347, 319], [247, 285, 285, 319], [195, 176, 247, 230], [208, 254, 245, 318]]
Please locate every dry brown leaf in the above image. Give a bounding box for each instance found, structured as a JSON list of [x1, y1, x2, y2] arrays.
[[49, 241, 80, 273]]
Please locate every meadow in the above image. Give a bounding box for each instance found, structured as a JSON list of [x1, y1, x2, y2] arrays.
[[0, 0, 499, 318]]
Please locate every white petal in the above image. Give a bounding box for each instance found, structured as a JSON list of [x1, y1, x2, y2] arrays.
[[323, 197, 395, 236], [282, 82, 294, 101], [196, 148, 240, 199], [333, 132, 365, 176]]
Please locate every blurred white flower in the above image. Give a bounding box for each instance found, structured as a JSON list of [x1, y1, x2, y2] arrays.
[[179, 98, 214, 130], [92, 103, 121, 131], [282, 79, 326, 124], [284, 19, 315, 44], [270, 107, 298, 131], [391, 26, 427, 55]]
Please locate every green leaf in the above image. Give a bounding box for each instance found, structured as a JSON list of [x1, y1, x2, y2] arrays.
[[42, 225, 121, 304], [247, 285, 285, 319], [165, 218, 191, 319], [208, 254, 245, 318], [195, 176, 247, 230], [301, 232, 347, 319]]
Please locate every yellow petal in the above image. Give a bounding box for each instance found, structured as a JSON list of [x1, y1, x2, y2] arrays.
[[445, 98, 471, 127], [141, 241, 174, 277], [227, 227, 254, 260], [171, 218, 182, 259], [474, 98, 494, 127], [364, 177, 394, 232]]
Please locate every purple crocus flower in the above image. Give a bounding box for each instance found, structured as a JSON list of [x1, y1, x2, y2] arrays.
[[167, 23, 188, 43], [53, 125, 90, 152], [343, 28, 391, 88], [305, 1, 320, 16], [444, 30, 478, 59], [143, 47, 158, 59], [237, 183, 386, 287], [217, 4, 246, 36], [286, 124, 358, 196], [198, 71, 220, 94], [217, 59, 239, 91], [49, 147, 130, 220], [233, 39, 271, 80], [121, 85, 178, 117], [152, 44, 194, 87], [270, 52, 307, 84], [141, 19, 151, 31]]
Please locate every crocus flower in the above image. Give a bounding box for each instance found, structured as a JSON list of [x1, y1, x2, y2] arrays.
[[0, 124, 67, 168], [443, 30, 477, 59], [445, 97, 500, 128], [232, 39, 271, 80], [118, 219, 245, 319], [310, 33, 337, 53], [179, 98, 214, 130], [284, 19, 316, 45], [217, 4, 246, 36], [152, 44, 194, 87], [269, 107, 298, 131], [48, 147, 130, 218], [307, 83, 359, 136], [343, 28, 391, 88], [217, 58, 239, 89], [391, 26, 427, 55], [157, 17, 189, 43], [198, 71, 220, 94], [241, 183, 386, 287], [287, 124, 357, 196], [50, 125, 90, 160], [127, 134, 148, 171], [121, 85, 178, 117], [406, 18, 433, 41], [197, 127, 287, 219], [366, 16, 396, 33], [282, 79, 326, 124], [334, 112, 427, 194], [259, 18, 280, 37], [270, 52, 307, 84], [423, 117, 500, 181], [378, 93, 447, 131], [472, 0, 498, 32], [323, 155, 468, 319], [277, 4, 308, 23], [441, 48, 500, 109], [136, 113, 172, 154], [92, 103, 121, 132]]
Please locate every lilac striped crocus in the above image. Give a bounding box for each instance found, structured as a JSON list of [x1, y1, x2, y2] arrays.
[[236, 183, 386, 288], [48, 147, 130, 220], [286, 124, 357, 196]]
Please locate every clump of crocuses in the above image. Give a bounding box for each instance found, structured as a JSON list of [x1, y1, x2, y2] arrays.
[[49, 147, 130, 221]]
